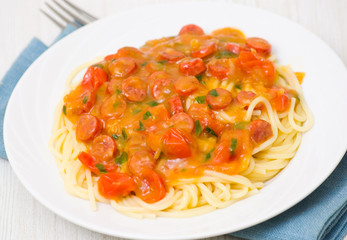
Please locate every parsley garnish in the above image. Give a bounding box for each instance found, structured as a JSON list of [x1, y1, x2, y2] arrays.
[[209, 89, 219, 97], [147, 101, 159, 107], [235, 84, 242, 90], [215, 51, 238, 59], [195, 120, 203, 136], [62, 105, 66, 115], [82, 96, 88, 104], [115, 152, 128, 166], [135, 121, 146, 131], [233, 121, 249, 130], [116, 89, 122, 95], [133, 109, 142, 115], [230, 138, 238, 156], [204, 150, 213, 162], [195, 96, 206, 104], [158, 59, 168, 64], [95, 163, 107, 173], [122, 128, 128, 140], [196, 75, 206, 86], [141, 62, 148, 66], [113, 102, 120, 108], [112, 133, 119, 140], [205, 126, 217, 137], [143, 111, 152, 120], [181, 168, 187, 172]]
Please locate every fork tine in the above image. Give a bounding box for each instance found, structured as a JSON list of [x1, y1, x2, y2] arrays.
[[52, 0, 89, 25], [45, 2, 79, 28], [62, 0, 98, 21], [40, 9, 65, 29]]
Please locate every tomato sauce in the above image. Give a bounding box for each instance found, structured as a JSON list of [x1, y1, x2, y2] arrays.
[[63, 24, 294, 203]]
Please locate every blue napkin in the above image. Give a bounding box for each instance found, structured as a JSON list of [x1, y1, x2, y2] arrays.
[[0, 24, 346, 240]]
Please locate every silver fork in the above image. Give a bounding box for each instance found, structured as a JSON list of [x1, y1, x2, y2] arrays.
[[40, 0, 98, 28]]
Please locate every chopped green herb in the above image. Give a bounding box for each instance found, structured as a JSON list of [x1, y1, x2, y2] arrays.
[[143, 111, 152, 120], [235, 84, 242, 90], [158, 59, 168, 64], [233, 121, 249, 130], [112, 133, 119, 140], [195, 96, 206, 104], [205, 126, 217, 137], [209, 89, 219, 97], [113, 102, 120, 108], [204, 151, 212, 162], [196, 75, 206, 86], [230, 138, 238, 156], [115, 89, 122, 95], [141, 62, 148, 66], [122, 128, 128, 140], [92, 64, 104, 69], [62, 105, 67, 115], [181, 168, 187, 172], [95, 163, 107, 173], [133, 109, 142, 115], [296, 95, 301, 102], [135, 121, 146, 131], [82, 96, 88, 104], [147, 101, 159, 107], [208, 104, 212, 109], [215, 51, 238, 59], [115, 152, 128, 166], [195, 120, 203, 136]]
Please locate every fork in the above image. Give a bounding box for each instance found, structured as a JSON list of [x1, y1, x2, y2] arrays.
[[40, 0, 98, 28]]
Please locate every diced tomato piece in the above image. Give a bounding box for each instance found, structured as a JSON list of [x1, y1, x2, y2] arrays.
[[98, 172, 136, 198], [134, 168, 166, 203], [159, 48, 185, 62], [151, 78, 173, 100], [174, 76, 200, 96], [78, 151, 117, 175], [100, 95, 127, 119], [207, 58, 235, 80], [245, 37, 272, 57], [267, 87, 290, 112], [76, 114, 102, 141], [64, 85, 96, 116], [108, 57, 137, 78], [295, 72, 305, 84], [170, 112, 194, 133], [121, 76, 147, 102], [179, 24, 204, 35], [147, 131, 163, 153], [225, 43, 250, 55], [191, 42, 217, 58], [90, 135, 116, 162], [162, 128, 192, 158], [128, 150, 156, 175], [168, 96, 183, 115], [248, 119, 273, 144], [179, 58, 206, 76], [206, 88, 233, 110], [81, 66, 108, 91]]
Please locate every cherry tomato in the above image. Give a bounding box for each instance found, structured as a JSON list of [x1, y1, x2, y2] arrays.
[[245, 37, 272, 57], [170, 112, 194, 133], [81, 66, 108, 91], [248, 119, 273, 144], [179, 58, 206, 76], [179, 24, 204, 35], [147, 131, 164, 153], [121, 76, 147, 102], [173, 76, 200, 96], [100, 95, 127, 119], [134, 168, 166, 203], [191, 42, 217, 58], [162, 128, 192, 158], [128, 150, 156, 175], [267, 87, 290, 112], [76, 114, 101, 141], [237, 51, 275, 86], [98, 172, 136, 198], [64, 85, 96, 116], [78, 151, 117, 175], [151, 78, 173, 100], [168, 96, 183, 115], [108, 57, 137, 78], [206, 88, 233, 110], [90, 135, 116, 162], [207, 58, 235, 80], [225, 43, 250, 55], [114, 46, 145, 59], [159, 48, 185, 62]]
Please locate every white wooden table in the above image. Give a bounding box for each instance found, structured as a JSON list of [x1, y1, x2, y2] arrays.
[[1, 0, 346, 239]]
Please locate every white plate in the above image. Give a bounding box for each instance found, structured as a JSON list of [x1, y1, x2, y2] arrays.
[[4, 2, 347, 239]]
